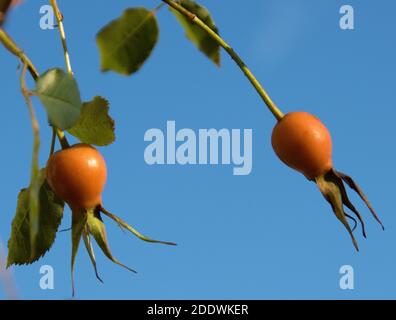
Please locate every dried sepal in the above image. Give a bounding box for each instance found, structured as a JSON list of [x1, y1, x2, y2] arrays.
[[316, 170, 359, 251], [332, 172, 367, 238], [316, 169, 384, 251], [344, 213, 358, 232], [335, 171, 384, 230]]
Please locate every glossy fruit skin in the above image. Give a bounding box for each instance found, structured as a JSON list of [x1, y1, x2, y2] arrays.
[[46, 144, 107, 211], [272, 112, 333, 180]]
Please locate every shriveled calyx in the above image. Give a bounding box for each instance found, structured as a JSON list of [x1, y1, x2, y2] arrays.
[[46, 143, 176, 295], [272, 112, 384, 251]]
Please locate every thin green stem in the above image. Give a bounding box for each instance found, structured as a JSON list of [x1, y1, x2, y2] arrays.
[[0, 28, 39, 80], [20, 64, 40, 183], [49, 127, 56, 156], [20, 63, 41, 254], [50, 0, 73, 74], [56, 129, 70, 149], [162, 0, 284, 121], [48, 0, 73, 150], [0, 28, 70, 148], [154, 2, 165, 13]]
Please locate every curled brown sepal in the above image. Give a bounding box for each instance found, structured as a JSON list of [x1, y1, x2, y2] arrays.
[[335, 171, 385, 231], [315, 169, 384, 251]]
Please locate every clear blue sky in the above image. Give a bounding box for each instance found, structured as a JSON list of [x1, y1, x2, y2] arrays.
[[1, 0, 396, 299]]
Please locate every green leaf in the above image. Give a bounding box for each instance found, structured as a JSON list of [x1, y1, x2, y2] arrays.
[[170, 0, 220, 66], [86, 209, 136, 273], [68, 96, 115, 146], [96, 8, 159, 76], [34, 68, 82, 130], [7, 170, 64, 267]]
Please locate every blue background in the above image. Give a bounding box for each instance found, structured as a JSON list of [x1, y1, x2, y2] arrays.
[[1, 0, 395, 299]]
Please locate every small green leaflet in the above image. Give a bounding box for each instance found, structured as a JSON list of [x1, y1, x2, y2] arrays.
[[7, 170, 64, 267], [170, 0, 220, 66], [96, 8, 159, 76], [34, 68, 82, 130], [68, 96, 115, 146]]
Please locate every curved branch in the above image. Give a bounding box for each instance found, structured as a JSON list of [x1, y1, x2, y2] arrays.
[[161, 0, 284, 121]]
